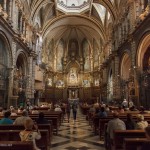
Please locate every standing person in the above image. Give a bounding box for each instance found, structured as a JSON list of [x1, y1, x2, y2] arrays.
[[72, 103, 77, 124], [66, 103, 71, 123], [17, 88, 26, 107]]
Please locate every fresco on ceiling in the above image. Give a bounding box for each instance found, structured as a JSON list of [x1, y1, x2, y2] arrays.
[[47, 39, 54, 70], [56, 40, 64, 71], [93, 40, 99, 68], [82, 80, 90, 87], [83, 39, 90, 71], [68, 68, 78, 85], [56, 80, 64, 88]]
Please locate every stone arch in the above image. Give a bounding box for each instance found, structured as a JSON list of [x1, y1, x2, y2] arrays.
[[136, 33, 150, 71], [0, 30, 12, 67], [0, 31, 12, 107], [16, 50, 28, 75], [120, 52, 131, 80]]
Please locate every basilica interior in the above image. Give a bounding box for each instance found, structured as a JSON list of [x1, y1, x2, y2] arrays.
[[0, 0, 150, 149], [0, 0, 149, 108]]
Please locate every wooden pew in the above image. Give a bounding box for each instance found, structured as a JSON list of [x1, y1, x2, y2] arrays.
[[0, 124, 52, 145], [0, 130, 49, 150], [0, 141, 33, 150], [4, 115, 59, 135], [113, 130, 146, 150], [123, 138, 147, 150]]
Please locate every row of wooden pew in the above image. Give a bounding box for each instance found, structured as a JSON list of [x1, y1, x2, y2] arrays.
[[0, 110, 63, 150], [86, 111, 150, 150]]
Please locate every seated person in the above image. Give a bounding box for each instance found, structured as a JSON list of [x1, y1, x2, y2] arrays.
[[139, 106, 147, 114], [97, 107, 107, 118], [118, 106, 124, 113], [32, 107, 39, 114], [0, 111, 13, 124], [18, 106, 24, 113], [135, 114, 148, 130], [54, 105, 62, 111], [125, 114, 136, 130], [20, 118, 41, 150], [105, 105, 110, 113], [107, 112, 126, 146], [141, 126, 150, 150], [13, 110, 31, 125], [36, 112, 49, 124], [0, 107, 4, 116], [129, 105, 138, 111], [11, 108, 17, 116], [89, 104, 96, 115]]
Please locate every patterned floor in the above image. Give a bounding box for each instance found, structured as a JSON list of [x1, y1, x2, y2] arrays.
[[50, 109, 105, 150]]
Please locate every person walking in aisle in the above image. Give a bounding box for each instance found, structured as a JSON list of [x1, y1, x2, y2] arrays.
[[66, 103, 71, 123], [72, 102, 78, 124]]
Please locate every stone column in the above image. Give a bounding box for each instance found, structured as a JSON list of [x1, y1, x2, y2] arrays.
[[26, 56, 33, 98], [8, 0, 12, 22], [3, 0, 6, 12]]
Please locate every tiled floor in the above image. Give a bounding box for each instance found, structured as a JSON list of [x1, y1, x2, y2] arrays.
[[51, 109, 105, 150]]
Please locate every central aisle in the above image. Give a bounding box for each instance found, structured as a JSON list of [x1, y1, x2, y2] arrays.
[[51, 108, 105, 150]]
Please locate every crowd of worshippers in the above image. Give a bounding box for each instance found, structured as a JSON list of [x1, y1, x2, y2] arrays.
[[0, 106, 52, 150], [87, 99, 150, 149]]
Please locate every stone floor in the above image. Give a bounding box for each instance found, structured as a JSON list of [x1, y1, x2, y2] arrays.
[[50, 109, 105, 150]]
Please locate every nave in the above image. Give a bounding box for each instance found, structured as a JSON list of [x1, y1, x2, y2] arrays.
[[51, 109, 104, 150]]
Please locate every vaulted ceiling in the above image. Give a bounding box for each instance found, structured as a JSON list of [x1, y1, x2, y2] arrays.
[[21, 0, 129, 70], [22, 0, 128, 41]]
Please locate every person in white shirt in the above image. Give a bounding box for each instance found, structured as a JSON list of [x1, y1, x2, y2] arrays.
[[54, 105, 62, 111], [11, 108, 17, 116], [135, 114, 148, 130], [20, 118, 41, 150], [122, 99, 128, 108]]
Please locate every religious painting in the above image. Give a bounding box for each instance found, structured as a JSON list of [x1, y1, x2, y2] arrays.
[[56, 40, 64, 71], [94, 79, 99, 86], [47, 78, 52, 87], [68, 68, 78, 85], [56, 80, 64, 88], [82, 80, 90, 87], [83, 39, 90, 71]]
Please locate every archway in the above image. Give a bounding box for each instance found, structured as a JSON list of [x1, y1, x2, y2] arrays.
[[137, 34, 150, 108], [0, 36, 10, 107], [120, 53, 131, 101]]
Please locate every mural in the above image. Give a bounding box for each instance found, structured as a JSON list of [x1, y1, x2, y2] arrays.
[[56, 80, 64, 88], [94, 79, 99, 86], [47, 78, 52, 86], [83, 39, 90, 71], [56, 40, 64, 71], [82, 80, 90, 87], [93, 39, 99, 68]]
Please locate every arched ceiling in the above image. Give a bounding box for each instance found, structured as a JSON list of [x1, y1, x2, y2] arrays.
[[21, 0, 129, 64]]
